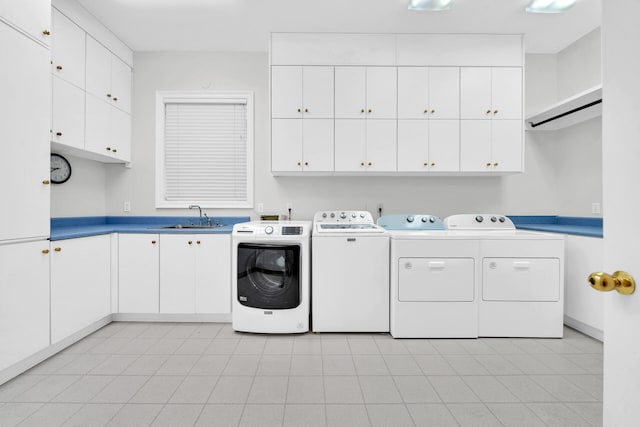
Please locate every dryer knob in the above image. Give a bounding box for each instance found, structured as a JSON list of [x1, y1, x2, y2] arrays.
[[429, 217, 436, 223], [322, 212, 327, 218], [265, 226, 274, 235], [360, 213, 365, 218], [475, 215, 484, 223], [499, 216, 506, 223], [351, 212, 357, 218], [421, 217, 428, 223], [330, 212, 335, 218], [491, 216, 497, 222], [406, 216, 414, 223], [340, 212, 347, 219]]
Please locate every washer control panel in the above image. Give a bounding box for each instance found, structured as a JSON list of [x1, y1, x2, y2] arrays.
[[314, 211, 374, 224], [443, 214, 515, 230], [232, 221, 311, 237], [377, 214, 445, 230]]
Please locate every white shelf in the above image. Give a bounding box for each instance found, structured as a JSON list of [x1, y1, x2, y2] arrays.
[[525, 84, 602, 131]]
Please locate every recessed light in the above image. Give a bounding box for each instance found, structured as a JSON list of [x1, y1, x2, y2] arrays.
[[526, 0, 578, 13], [408, 0, 454, 11]]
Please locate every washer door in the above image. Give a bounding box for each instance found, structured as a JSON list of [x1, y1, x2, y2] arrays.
[[237, 243, 301, 309]]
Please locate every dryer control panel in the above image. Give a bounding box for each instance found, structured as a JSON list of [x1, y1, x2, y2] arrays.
[[443, 214, 515, 230]]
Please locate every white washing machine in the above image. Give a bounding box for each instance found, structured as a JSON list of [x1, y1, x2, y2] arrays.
[[232, 221, 311, 334], [379, 214, 480, 338], [444, 214, 565, 338], [311, 211, 389, 332]]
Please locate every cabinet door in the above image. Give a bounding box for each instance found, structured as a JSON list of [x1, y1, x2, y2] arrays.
[[111, 107, 131, 162], [51, 235, 111, 344], [429, 67, 460, 119], [366, 67, 397, 119], [0, 0, 51, 45], [303, 66, 334, 118], [335, 67, 366, 119], [398, 120, 428, 172], [398, 67, 428, 119], [160, 234, 196, 313], [110, 56, 132, 113], [491, 120, 522, 172], [51, 8, 85, 89], [195, 235, 231, 314], [85, 93, 112, 156], [366, 120, 397, 172], [0, 241, 50, 371], [118, 234, 159, 313], [0, 22, 50, 241], [335, 119, 366, 172], [460, 120, 492, 172], [491, 67, 522, 120], [429, 120, 460, 172], [271, 66, 302, 119], [460, 67, 492, 120], [85, 36, 112, 101], [52, 76, 84, 150], [272, 119, 303, 172], [302, 119, 334, 172]]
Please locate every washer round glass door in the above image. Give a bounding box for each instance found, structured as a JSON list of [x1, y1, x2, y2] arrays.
[[237, 243, 301, 309]]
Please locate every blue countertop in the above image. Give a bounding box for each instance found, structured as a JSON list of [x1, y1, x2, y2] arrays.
[[509, 216, 603, 238], [50, 216, 251, 241]]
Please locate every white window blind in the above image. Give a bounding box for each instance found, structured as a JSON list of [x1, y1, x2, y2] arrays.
[[156, 92, 253, 208]]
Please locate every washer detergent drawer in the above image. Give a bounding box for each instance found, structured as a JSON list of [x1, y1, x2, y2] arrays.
[[398, 258, 474, 302], [482, 258, 560, 301]]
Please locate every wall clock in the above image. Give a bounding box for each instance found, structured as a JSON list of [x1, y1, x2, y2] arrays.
[[50, 153, 72, 184]]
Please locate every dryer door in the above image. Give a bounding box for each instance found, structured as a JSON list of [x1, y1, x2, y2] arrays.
[[237, 243, 301, 309]]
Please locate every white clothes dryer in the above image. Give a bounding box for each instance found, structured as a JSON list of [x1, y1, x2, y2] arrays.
[[232, 221, 311, 334]]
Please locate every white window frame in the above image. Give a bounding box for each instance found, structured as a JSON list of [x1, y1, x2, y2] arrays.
[[155, 90, 254, 209]]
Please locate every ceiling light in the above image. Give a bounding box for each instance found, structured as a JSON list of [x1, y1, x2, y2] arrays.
[[408, 0, 454, 11], [526, 0, 578, 13]]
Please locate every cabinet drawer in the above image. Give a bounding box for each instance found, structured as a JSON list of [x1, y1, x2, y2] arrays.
[[482, 258, 560, 301]]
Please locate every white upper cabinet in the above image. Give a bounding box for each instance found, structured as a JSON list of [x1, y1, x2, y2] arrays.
[[0, 0, 51, 45], [461, 67, 522, 120], [398, 67, 460, 119], [51, 8, 84, 89], [335, 119, 396, 172], [52, 76, 84, 150], [398, 119, 460, 172], [335, 67, 397, 119], [272, 119, 334, 173], [85, 93, 131, 162], [86, 36, 131, 114], [460, 119, 522, 172], [1, 21, 50, 241], [271, 66, 333, 119]]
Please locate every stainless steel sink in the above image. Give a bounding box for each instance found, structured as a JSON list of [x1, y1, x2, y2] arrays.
[[154, 224, 224, 229]]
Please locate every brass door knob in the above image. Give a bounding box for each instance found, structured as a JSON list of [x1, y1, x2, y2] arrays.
[[494, 162, 499, 167], [494, 110, 499, 114], [423, 109, 428, 114], [56, 132, 62, 136], [297, 162, 301, 166], [486, 109, 492, 114], [106, 147, 111, 151], [42, 29, 50, 35], [423, 162, 428, 166], [188, 241, 193, 245], [106, 93, 112, 98], [486, 162, 491, 167], [304, 162, 309, 166], [196, 240, 201, 244], [54, 247, 61, 252], [305, 108, 308, 113], [361, 109, 365, 113], [431, 162, 436, 166], [297, 108, 301, 112], [360, 162, 365, 166], [42, 179, 50, 185], [151, 240, 156, 244], [42, 249, 50, 254], [112, 149, 118, 153], [368, 109, 372, 113], [56, 65, 62, 70], [368, 162, 372, 166], [431, 109, 435, 114], [113, 97, 118, 101], [588, 271, 635, 295]]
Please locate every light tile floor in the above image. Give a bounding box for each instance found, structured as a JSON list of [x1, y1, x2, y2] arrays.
[[0, 323, 603, 427]]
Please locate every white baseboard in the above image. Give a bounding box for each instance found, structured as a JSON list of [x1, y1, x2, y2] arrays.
[[112, 313, 231, 322], [0, 315, 112, 386], [564, 316, 603, 341]]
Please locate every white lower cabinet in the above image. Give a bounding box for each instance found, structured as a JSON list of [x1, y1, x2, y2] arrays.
[[0, 241, 50, 371], [160, 234, 231, 314], [50, 235, 111, 344], [118, 234, 159, 313]]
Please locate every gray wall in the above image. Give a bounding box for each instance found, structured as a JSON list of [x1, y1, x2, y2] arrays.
[[51, 30, 603, 220], [50, 154, 107, 217]]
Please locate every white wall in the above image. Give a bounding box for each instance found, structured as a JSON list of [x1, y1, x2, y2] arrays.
[[557, 27, 601, 100], [50, 154, 107, 217]]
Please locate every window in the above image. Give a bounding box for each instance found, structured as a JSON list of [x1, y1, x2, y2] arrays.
[[155, 91, 253, 208]]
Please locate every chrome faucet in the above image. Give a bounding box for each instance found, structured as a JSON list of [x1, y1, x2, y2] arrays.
[[189, 204, 203, 225]]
